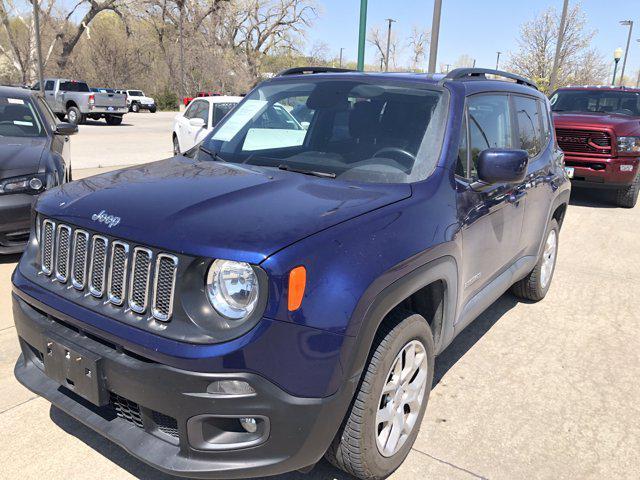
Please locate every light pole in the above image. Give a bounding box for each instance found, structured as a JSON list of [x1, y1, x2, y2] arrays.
[[636, 39, 640, 87], [619, 20, 634, 85], [339, 48, 345, 68], [549, 0, 569, 93], [384, 18, 396, 72], [31, 0, 44, 92], [357, 0, 368, 71], [427, 0, 442, 73], [612, 47, 623, 85], [495, 51, 501, 70]]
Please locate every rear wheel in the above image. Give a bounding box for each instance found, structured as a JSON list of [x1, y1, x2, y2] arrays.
[[616, 172, 639, 208], [105, 115, 123, 126], [326, 310, 434, 480], [511, 219, 559, 301], [66, 106, 83, 125]]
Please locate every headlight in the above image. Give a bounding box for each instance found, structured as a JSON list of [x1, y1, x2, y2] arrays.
[[206, 259, 259, 320], [617, 136, 640, 153], [0, 173, 47, 195]]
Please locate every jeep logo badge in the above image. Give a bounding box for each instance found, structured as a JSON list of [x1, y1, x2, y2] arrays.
[[91, 210, 121, 228]]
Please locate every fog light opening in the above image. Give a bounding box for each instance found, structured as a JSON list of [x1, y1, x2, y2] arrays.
[[206, 380, 255, 397]]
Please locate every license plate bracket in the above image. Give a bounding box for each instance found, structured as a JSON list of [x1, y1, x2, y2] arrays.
[[43, 333, 108, 406]]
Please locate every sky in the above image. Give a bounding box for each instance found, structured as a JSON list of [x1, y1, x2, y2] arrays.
[[307, 0, 640, 81]]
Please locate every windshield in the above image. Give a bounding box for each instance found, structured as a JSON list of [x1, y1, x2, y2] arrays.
[[129, 90, 143, 96], [0, 96, 44, 137], [200, 78, 447, 183], [551, 90, 640, 116]]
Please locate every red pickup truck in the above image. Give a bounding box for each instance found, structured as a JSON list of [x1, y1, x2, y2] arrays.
[[551, 86, 640, 207], [182, 91, 222, 107]]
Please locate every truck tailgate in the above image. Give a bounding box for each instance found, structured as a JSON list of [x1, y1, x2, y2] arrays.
[[94, 93, 127, 108]]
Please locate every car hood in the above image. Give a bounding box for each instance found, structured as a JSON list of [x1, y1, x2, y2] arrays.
[[553, 112, 640, 136], [36, 157, 411, 264], [0, 136, 47, 179]]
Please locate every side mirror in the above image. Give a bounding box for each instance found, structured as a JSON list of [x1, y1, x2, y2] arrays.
[[474, 148, 528, 187], [55, 122, 78, 136], [189, 117, 206, 128]]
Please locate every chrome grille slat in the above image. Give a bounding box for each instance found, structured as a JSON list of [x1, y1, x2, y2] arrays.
[[108, 241, 129, 305], [128, 248, 152, 314], [152, 254, 178, 322], [41, 219, 55, 275], [71, 230, 89, 289], [55, 225, 72, 282], [89, 236, 108, 297]]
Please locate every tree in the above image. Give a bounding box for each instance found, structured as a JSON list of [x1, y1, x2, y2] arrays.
[[454, 54, 474, 68], [407, 26, 428, 71], [506, 4, 607, 92], [367, 24, 400, 71]]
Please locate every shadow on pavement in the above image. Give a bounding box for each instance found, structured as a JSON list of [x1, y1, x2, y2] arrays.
[[433, 293, 519, 386], [81, 120, 133, 127], [48, 293, 522, 479], [0, 253, 22, 265], [50, 406, 354, 480], [569, 187, 618, 209]]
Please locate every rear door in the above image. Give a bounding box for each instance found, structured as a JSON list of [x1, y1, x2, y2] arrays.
[[515, 95, 556, 253], [457, 93, 527, 305]]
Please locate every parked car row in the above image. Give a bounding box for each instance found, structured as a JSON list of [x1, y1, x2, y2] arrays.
[[2, 67, 639, 480]]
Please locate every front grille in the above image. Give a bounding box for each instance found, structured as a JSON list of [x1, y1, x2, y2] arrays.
[[555, 128, 612, 155], [108, 242, 129, 305], [110, 392, 144, 428], [41, 220, 55, 275], [55, 225, 71, 282], [38, 218, 178, 321], [152, 254, 178, 322]]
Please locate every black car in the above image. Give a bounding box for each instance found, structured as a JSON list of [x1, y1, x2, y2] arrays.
[[0, 86, 77, 254]]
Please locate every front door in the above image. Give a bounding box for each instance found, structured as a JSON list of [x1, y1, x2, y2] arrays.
[[457, 93, 526, 305]]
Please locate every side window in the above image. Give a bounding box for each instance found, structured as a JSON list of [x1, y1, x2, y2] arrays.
[[468, 94, 512, 178], [514, 95, 542, 157], [44, 81, 54, 91], [455, 112, 468, 178], [37, 97, 58, 128], [213, 103, 235, 126], [183, 101, 198, 119], [538, 99, 551, 147], [195, 101, 209, 125]]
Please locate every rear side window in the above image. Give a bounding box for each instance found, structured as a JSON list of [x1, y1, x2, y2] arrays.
[[538, 99, 551, 147], [59, 81, 90, 92], [467, 94, 512, 178], [213, 103, 236, 126], [514, 95, 542, 157], [44, 81, 54, 91]]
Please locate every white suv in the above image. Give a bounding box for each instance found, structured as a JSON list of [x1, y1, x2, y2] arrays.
[[117, 89, 156, 113]]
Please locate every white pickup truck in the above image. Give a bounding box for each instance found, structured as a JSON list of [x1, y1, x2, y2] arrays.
[[38, 79, 128, 125]]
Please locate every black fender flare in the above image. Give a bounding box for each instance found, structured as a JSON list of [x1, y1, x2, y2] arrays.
[[341, 255, 458, 382]]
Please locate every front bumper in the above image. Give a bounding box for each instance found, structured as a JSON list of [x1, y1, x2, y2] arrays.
[[565, 154, 639, 188], [13, 290, 356, 478], [0, 193, 33, 253]]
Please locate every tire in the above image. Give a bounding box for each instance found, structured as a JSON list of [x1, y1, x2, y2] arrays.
[[66, 106, 82, 126], [55, 113, 65, 121], [326, 310, 435, 480], [131, 102, 140, 113], [173, 135, 180, 155], [149, 106, 157, 113], [105, 115, 123, 126], [511, 219, 560, 302], [616, 172, 639, 208]]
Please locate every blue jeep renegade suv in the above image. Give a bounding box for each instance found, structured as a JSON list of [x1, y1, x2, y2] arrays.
[[13, 67, 570, 479]]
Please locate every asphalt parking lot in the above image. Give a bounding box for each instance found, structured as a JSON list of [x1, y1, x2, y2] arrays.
[[0, 114, 639, 479]]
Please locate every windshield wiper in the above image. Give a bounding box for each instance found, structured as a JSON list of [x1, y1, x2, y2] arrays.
[[199, 145, 227, 162], [278, 164, 336, 179]]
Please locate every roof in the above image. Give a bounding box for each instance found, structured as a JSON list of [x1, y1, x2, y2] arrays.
[[194, 95, 244, 103], [555, 85, 640, 93], [0, 85, 37, 99]]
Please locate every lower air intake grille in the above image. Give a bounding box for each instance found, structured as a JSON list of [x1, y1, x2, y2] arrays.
[[110, 392, 144, 429], [152, 411, 179, 438]]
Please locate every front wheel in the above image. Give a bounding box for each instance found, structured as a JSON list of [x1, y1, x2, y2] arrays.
[[326, 310, 434, 480], [131, 103, 140, 113], [149, 106, 157, 113], [511, 219, 560, 301], [616, 172, 639, 208], [66, 106, 83, 125]]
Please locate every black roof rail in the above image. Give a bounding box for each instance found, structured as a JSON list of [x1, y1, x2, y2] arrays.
[[276, 66, 356, 77], [440, 68, 538, 90]]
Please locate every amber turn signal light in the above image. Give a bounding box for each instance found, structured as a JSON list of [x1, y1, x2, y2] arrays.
[[288, 266, 306, 311]]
